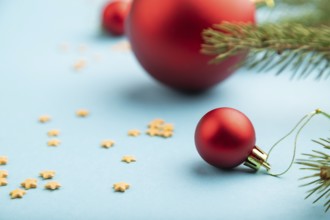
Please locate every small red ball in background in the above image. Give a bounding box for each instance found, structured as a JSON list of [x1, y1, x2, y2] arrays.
[[102, 0, 131, 36], [195, 107, 256, 169]]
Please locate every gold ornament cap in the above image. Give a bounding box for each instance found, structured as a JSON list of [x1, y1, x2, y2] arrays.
[[244, 146, 271, 171]]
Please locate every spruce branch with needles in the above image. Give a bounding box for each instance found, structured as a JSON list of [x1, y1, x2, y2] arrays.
[[296, 138, 330, 212], [202, 0, 330, 78]]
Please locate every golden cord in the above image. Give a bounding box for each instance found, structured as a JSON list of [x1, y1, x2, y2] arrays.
[[266, 109, 330, 177]]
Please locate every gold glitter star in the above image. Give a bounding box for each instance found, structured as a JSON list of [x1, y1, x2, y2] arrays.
[[160, 131, 173, 138], [47, 129, 60, 137], [0, 178, 8, 186], [128, 129, 141, 137], [73, 59, 87, 71], [146, 129, 160, 137], [121, 156, 136, 163], [0, 170, 8, 178], [148, 119, 164, 129], [113, 182, 130, 192], [21, 178, 37, 190], [111, 41, 131, 51], [45, 181, 61, 190], [0, 156, 8, 165], [40, 170, 56, 179], [146, 119, 175, 138], [39, 115, 51, 123], [161, 123, 174, 131], [76, 109, 89, 117], [47, 139, 61, 147], [149, 119, 164, 124], [10, 189, 26, 199], [101, 140, 115, 149]]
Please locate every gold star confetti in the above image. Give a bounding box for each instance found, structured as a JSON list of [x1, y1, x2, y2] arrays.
[[111, 41, 131, 51], [0, 178, 8, 186], [0, 156, 8, 165], [47, 129, 60, 137], [101, 140, 115, 149], [148, 119, 164, 128], [76, 109, 89, 117], [21, 178, 37, 190], [146, 128, 160, 137], [162, 123, 174, 131], [39, 115, 51, 123], [40, 170, 56, 179], [128, 129, 141, 137], [113, 182, 130, 192], [146, 119, 174, 138], [121, 156, 136, 163], [0, 170, 8, 178], [47, 139, 61, 147], [10, 189, 26, 199], [73, 59, 87, 71], [159, 131, 173, 138], [45, 181, 61, 190]]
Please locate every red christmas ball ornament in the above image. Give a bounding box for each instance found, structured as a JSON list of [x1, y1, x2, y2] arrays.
[[102, 0, 131, 36], [126, 0, 256, 91], [195, 107, 270, 171]]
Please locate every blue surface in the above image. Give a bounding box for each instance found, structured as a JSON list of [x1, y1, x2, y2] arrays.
[[0, 0, 330, 219]]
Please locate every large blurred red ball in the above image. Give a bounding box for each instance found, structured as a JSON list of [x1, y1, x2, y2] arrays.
[[126, 0, 255, 91], [195, 108, 256, 169]]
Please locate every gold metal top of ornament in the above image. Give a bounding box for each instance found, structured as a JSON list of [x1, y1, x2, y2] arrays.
[[244, 146, 271, 171]]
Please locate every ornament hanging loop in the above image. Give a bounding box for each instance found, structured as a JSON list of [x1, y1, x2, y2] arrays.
[[266, 109, 330, 177]]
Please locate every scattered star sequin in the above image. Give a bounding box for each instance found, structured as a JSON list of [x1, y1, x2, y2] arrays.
[[128, 129, 141, 137], [40, 171, 56, 179], [21, 178, 37, 190], [76, 109, 89, 117], [10, 189, 26, 199], [0, 170, 8, 178], [113, 182, 130, 192], [121, 156, 136, 163], [0, 156, 8, 165], [146, 129, 159, 137], [73, 59, 87, 71], [45, 181, 61, 190], [0, 178, 8, 186], [146, 119, 174, 138], [47, 129, 60, 137], [39, 115, 51, 123], [47, 139, 61, 147], [101, 140, 115, 149]]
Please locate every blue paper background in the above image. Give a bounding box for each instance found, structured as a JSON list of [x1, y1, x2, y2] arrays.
[[0, 0, 330, 219]]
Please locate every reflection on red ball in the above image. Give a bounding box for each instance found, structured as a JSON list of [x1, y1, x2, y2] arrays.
[[102, 1, 131, 36], [195, 108, 256, 169], [126, 0, 255, 91]]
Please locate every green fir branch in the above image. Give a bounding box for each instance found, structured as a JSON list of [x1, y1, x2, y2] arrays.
[[297, 138, 330, 212], [277, 0, 330, 26], [202, 23, 330, 79], [202, 0, 330, 78]]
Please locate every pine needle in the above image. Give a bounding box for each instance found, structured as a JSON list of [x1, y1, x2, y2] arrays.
[[297, 138, 330, 212]]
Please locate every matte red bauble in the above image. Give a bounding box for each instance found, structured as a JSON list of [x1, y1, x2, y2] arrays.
[[195, 108, 270, 171], [126, 0, 256, 91], [102, 0, 131, 36]]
